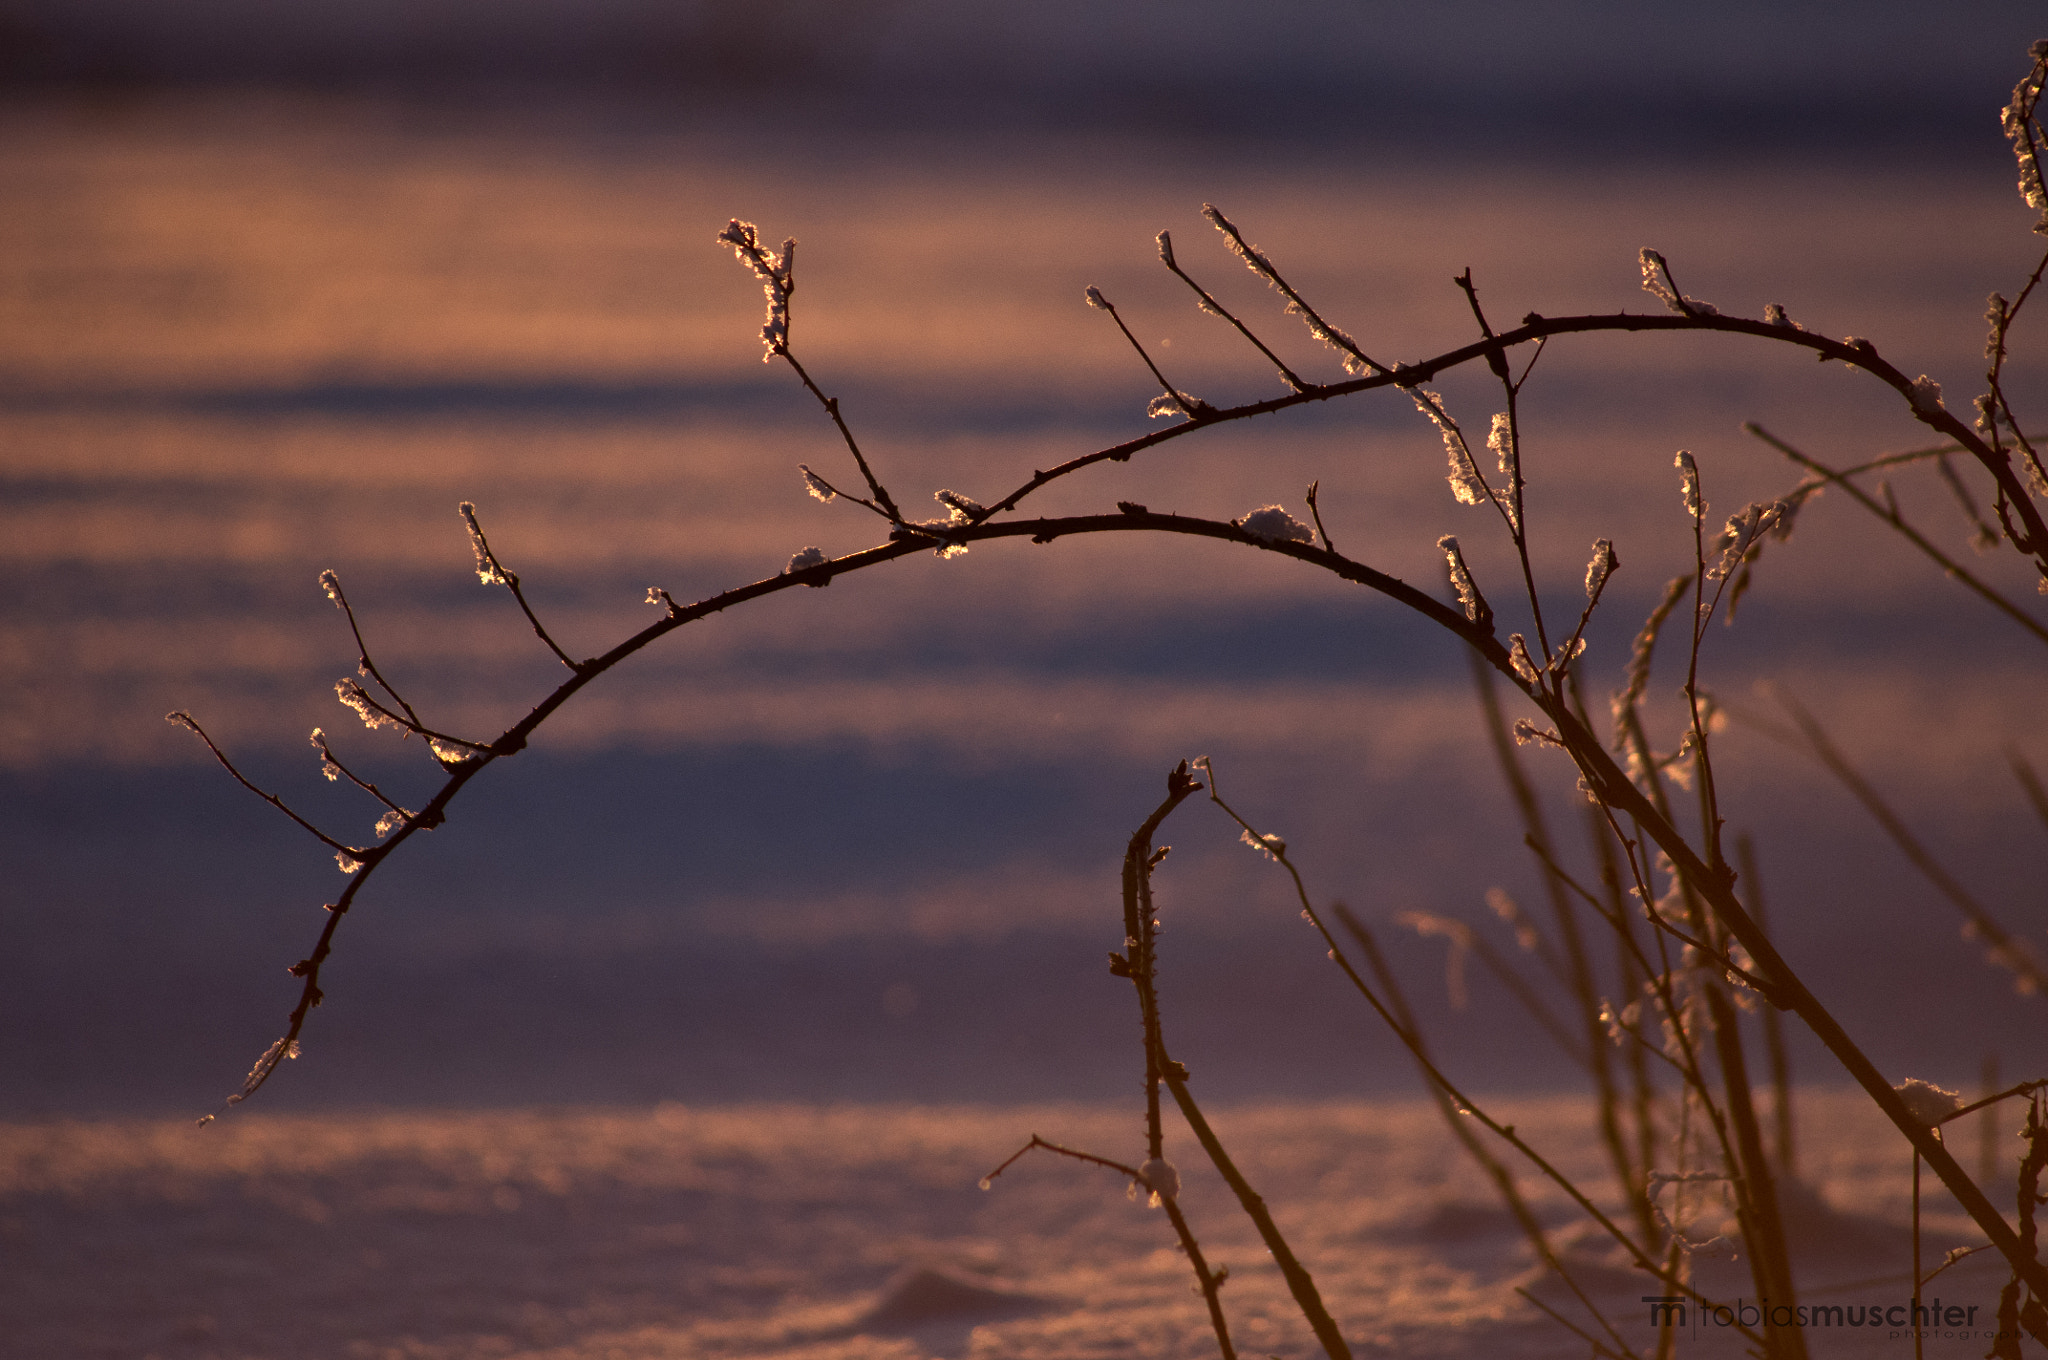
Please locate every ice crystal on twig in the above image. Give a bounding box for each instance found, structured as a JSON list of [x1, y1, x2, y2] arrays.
[[336, 679, 399, 732], [1639, 248, 1719, 317], [311, 728, 341, 780], [1437, 535, 1492, 630], [1675, 451, 1703, 520], [1147, 391, 1205, 420], [1084, 286, 1111, 311], [1584, 538, 1617, 599], [1486, 412, 1513, 475], [718, 220, 796, 359], [458, 502, 507, 585], [1908, 374, 1946, 416], [1707, 502, 1785, 580], [1240, 828, 1287, 859], [1763, 303, 1805, 332], [373, 808, 409, 839], [786, 546, 827, 574], [335, 849, 362, 874], [1508, 634, 1541, 685], [800, 466, 837, 502], [1513, 720, 1566, 748], [1415, 391, 1486, 506], [428, 737, 475, 767], [2003, 45, 2048, 233], [1202, 203, 1373, 374], [1238, 505, 1314, 545], [1894, 1077, 1965, 1126], [934, 490, 984, 522]]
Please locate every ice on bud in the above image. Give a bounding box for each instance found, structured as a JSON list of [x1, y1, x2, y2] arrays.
[[1908, 374, 1946, 416], [458, 502, 508, 585], [1675, 451, 1703, 519], [1438, 535, 1490, 629], [319, 570, 343, 604], [1139, 1157, 1180, 1206], [787, 546, 827, 574], [1639, 248, 1719, 317], [1085, 286, 1111, 311], [1584, 538, 1618, 599], [934, 489, 984, 523]]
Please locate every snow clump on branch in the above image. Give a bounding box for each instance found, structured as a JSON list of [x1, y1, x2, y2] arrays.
[[1237, 505, 1314, 544]]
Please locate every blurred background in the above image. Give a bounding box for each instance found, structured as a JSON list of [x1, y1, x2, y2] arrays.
[[2, 0, 2045, 1115]]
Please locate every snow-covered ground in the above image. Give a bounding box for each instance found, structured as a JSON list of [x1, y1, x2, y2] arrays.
[[1, 1091, 2021, 1359]]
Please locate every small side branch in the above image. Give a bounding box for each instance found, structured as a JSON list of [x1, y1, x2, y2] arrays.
[[983, 1135, 1236, 1360], [459, 502, 583, 672], [167, 713, 363, 861]]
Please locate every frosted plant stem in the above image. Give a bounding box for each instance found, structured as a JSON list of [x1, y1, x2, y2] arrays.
[[1120, 765, 1350, 1360], [1745, 424, 2048, 649]]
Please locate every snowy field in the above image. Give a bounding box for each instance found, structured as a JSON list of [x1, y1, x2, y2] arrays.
[[0, 1091, 2021, 1360]]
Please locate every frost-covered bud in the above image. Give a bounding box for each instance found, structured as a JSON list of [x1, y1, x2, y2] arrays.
[[458, 502, 507, 585], [1639, 248, 1717, 316], [1238, 505, 1313, 544], [1908, 374, 1946, 416], [787, 546, 827, 575], [1438, 535, 1490, 629], [1584, 538, 1618, 599], [1763, 303, 1803, 331], [1156, 230, 1176, 268], [319, 570, 343, 604], [1508, 634, 1541, 685], [1139, 1157, 1180, 1205], [1675, 451, 1703, 520], [1415, 392, 1485, 506], [1893, 1077, 1964, 1127], [1487, 412, 1513, 475], [1084, 286, 1111, 311], [935, 489, 984, 523]]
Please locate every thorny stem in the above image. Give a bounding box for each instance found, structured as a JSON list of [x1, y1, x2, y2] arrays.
[[187, 232, 2048, 1307], [982, 1135, 1235, 1360], [319, 572, 423, 730], [1746, 424, 2048, 650], [1472, 657, 1639, 1232], [1086, 287, 1212, 421], [1762, 685, 2048, 995], [1342, 906, 1634, 1350], [779, 348, 905, 524], [167, 713, 361, 860], [1157, 228, 1311, 393], [1118, 764, 1348, 1360], [1199, 764, 1657, 1354]]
